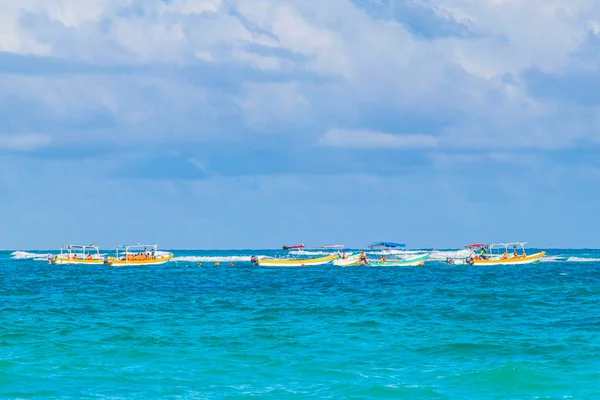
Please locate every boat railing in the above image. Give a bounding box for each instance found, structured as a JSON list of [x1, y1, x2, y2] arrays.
[[59, 245, 102, 257]]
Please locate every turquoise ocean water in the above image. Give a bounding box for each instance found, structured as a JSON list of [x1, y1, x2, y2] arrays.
[[1, 248, 599, 399]]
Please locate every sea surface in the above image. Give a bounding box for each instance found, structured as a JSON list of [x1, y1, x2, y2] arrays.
[[1, 248, 599, 399]]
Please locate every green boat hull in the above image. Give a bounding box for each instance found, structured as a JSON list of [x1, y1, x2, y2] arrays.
[[368, 253, 430, 267]]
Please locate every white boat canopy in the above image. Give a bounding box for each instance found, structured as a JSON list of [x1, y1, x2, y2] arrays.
[[61, 244, 100, 254], [488, 242, 527, 249], [115, 244, 163, 257]]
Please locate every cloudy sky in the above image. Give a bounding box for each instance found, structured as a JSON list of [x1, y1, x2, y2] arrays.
[[1, 0, 599, 249]]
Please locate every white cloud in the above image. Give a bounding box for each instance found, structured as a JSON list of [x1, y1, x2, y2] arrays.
[[0, 133, 52, 151], [236, 82, 310, 129], [319, 128, 438, 149], [165, 0, 222, 16], [422, 0, 594, 76], [428, 151, 543, 170], [1, 0, 595, 77], [1, 0, 600, 151]]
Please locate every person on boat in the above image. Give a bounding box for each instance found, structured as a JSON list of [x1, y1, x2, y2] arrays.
[[513, 251, 519, 258], [502, 251, 508, 260], [480, 247, 487, 260], [87, 254, 92, 260], [73, 254, 78, 260], [359, 251, 369, 265], [380, 256, 387, 262]]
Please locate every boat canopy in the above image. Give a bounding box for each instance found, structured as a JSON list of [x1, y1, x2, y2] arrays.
[[61, 244, 100, 253], [58, 244, 101, 258], [63, 244, 99, 250], [282, 243, 305, 250], [369, 242, 406, 249], [466, 243, 487, 248], [315, 244, 344, 249], [489, 242, 527, 249], [118, 244, 159, 252]]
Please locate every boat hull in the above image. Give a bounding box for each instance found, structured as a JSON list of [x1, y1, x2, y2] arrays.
[[107, 254, 174, 267], [333, 253, 360, 266], [257, 254, 338, 267], [471, 251, 545, 265], [51, 258, 105, 265], [369, 253, 430, 267]]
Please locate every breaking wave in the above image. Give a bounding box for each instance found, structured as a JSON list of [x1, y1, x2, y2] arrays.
[[11, 251, 51, 260], [565, 256, 600, 263]]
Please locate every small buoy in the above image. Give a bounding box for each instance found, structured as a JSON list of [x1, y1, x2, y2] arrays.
[[215, 262, 220, 266]]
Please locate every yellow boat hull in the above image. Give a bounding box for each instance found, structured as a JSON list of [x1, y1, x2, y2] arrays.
[[107, 254, 174, 267], [472, 251, 545, 265], [257, 253, 339, 267], [51, 258, 105, 265]]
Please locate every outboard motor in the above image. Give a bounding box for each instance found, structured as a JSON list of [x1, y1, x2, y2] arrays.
[[250, 256, 259, 264]]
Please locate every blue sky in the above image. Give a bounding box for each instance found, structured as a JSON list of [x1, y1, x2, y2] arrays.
[[1, 0, 600, 249]]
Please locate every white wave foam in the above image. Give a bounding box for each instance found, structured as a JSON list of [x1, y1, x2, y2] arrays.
[[427, 249, 472, 261], [566, 257, 600, 263], [11, 251, 51, 260], [542, 256, 564, 262]]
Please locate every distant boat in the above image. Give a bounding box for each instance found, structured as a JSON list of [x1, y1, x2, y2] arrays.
[[333, 252, 361, 266], [314, 244, 344, 249], [446, 242, 545, 265], [48, 244, 106, 265], [282, 243, 305, 250], [367, 242, 430, 266], [106, 244, 173, 266], [251, 253, 338, 267], [369, 253, 430, 267]]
